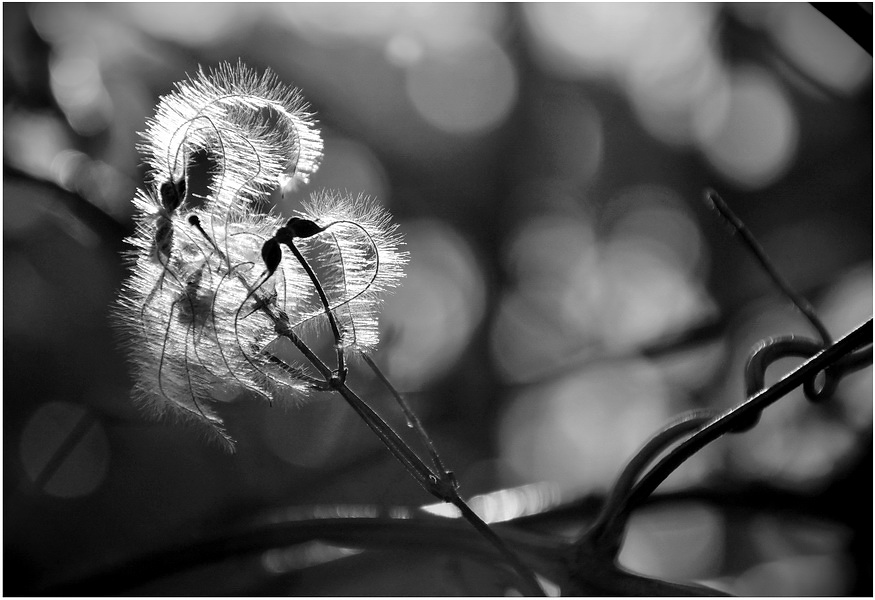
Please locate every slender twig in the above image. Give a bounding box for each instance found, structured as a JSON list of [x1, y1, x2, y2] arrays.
[[581, 410, 716, 557], [578, 320, 871, 556], [331, 380, 546, 596], [268, 319, 545, 594], [361, 354, 453, 483], [623, 318, 871, 521], [705, 190, 832, 344], [285, 240, 347, 379], [331, 381, 449, 499], [40, 508, 564, 596], [240, 215, 546, 593], [450, 496, 548, 596]]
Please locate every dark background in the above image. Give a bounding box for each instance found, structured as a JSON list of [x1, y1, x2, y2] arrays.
[[4, 3, 872, 595]]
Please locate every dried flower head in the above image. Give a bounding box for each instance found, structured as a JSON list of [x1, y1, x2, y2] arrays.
[[115, 63, 407, 450], [117, 205, 315, 448], [288, 190, 408, 352], [141, 61, 323, 216]]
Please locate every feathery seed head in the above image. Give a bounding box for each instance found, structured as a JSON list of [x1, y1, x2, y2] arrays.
[[141, 61, 323, 216], [116, 63, 406, 450]]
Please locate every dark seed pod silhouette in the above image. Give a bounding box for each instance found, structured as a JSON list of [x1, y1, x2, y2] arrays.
[[159, 176, 187, 213], [261, 237, 283, 278], [153, 175, 188, 265], [285, 216, 325, 239]]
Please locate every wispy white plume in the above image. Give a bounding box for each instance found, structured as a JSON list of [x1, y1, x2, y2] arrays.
[[117, 206, 314, 449], [140, 61, 323, 215], [288, 191, 408, 352], [116, 63, 407, 450]]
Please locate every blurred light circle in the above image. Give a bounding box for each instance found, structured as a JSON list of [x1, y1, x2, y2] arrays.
[[120, 3, 254, 44], [523, 3, 636, 78], [768, 3, 871, 95], [380, 219, 486, 386], [385, 34, 425, 68], [263, 397, 352, 469], [49, 45, 113, 136], [503, 212, 598, 287], [3, 110, 72, 180], [498, 362, 680, 495], [405, 33, 517, 135], [694, 68, 798, 189], [492, 213, 600, 382], [620, 503, 725, 582], [20, 401, 110, 498], [604, 185, 707, 276], [734, 554, 849, 596], [524, 3, 716, 85], [630, 49, 725, 145], [624, 5, 719, 144], [491, 287, 589, 384], [491, 200, 714, 381], [598, 237, 713, 351], [276, 3, 504, 50], [537, 96, 604, 184]]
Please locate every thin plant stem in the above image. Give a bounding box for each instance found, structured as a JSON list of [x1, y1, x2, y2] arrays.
[[268, 324, 546, 595], [450, 495, 547, 596], [622, 318, 871, 524], [41, 508, 565, 596], [332, 380, 448, 498], [285, 239, 347, 379], [330, 381, 546, 595], [359, 356, 546, 592], [237, 226, 546, 595], [705, 190, 832, 344], [582, 410, 716, 557], [361, 353, 453, 482]]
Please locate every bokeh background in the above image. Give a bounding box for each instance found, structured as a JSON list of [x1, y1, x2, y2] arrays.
[[3, 2, 872, 595]]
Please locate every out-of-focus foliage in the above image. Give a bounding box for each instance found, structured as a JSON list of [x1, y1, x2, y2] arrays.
[[3, 3, 871, 595]]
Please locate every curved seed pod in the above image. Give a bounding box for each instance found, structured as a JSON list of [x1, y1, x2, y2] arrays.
[[116, 208, 315, 450], [141, 61, 323, 217], [117, 64, 411, 450], [282, 190, 408, 352]]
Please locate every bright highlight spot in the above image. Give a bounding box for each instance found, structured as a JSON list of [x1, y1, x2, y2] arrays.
[[405, 33, 517, 135], [121, 3, 255, 45], [492, 187, 714, 383], [620, 503, 725, 581], [499, 362, 678, 494], [697, 69, 799, 188], [696, 68, 798, 189]]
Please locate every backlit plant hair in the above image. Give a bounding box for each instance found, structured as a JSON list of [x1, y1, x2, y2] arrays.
[[114, 62, 545, 595], [249, 190, 407, 353], [116, 62, 332, 447], [116, 69, 411, 444], [141, 61, 323, 213]]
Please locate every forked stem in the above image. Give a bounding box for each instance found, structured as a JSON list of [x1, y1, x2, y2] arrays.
[[361, 354, 454, 485], [243, 228, 545, 594], [332, 375, 544, 595], [268, 320, 545, 595]]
